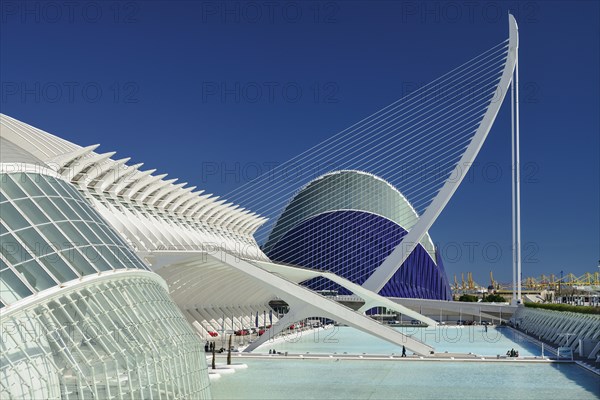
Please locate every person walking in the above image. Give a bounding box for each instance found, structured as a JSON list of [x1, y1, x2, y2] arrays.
[[402, 345, 407, 357]]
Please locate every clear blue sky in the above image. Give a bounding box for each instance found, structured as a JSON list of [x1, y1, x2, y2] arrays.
[[1, 1, 598, 286]]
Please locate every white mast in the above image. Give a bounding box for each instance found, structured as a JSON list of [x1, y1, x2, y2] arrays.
[[511, 13, 522, 304], [515, 40, 522, 303]]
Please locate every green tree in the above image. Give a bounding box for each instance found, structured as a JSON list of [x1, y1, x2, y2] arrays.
[[458, 294, 478, 302], [482, 294, 507, 303]]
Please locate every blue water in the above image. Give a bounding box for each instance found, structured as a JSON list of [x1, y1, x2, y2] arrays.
[[211, 327, 599, 399], [211, 358, 600, 400], [256, 326, 543, 356]]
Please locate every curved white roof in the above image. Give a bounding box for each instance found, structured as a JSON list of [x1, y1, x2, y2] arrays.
[[0, 114, 268, 260]]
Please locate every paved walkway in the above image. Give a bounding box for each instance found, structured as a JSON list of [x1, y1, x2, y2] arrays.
[[223, 352, 564, 364]]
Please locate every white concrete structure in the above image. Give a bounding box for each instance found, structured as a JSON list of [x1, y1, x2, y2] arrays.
[[513, 307, 600, 359], [393, 298, 517, 324], [0, 114, 435, 363]]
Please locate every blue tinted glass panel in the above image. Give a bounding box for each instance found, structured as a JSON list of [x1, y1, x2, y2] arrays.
[[267, 210, 451, 300], [81, 246, 113, 272], [73, 221, 101, 245], [15, 261, 56, 291], [32, 175, 60, 196], [52, 198, 79, 220], [15, 227, 53, 257], [0, 176, 26, 200], [35, 197, 67, 221], [60, 249, 97, 275], [17, 174, 44, 197], [14, 199, 50, 225], [1, 234, 32, 265], [39, 254, 78, 282], [1, 202, 30, 231], [0, 222, 7, 235], [56, 222, 87, 246], [0, 268, 33, 303]]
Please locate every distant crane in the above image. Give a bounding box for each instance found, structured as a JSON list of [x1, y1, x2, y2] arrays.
[[490, 271, 498, 290]]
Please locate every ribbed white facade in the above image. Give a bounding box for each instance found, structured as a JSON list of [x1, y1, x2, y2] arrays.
[[0, 167, 211, 399]]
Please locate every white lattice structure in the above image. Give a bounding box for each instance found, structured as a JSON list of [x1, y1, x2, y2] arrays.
[[0, 167, 212, 398], [513, 307, 600, 359]]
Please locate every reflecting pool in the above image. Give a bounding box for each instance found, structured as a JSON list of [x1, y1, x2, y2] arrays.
[[211, 358, 599, 400], [211, 327, 599, 400], [256, 326, 543, 356]]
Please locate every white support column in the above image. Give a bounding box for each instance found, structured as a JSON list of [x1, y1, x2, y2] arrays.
[[511, 66, 517, 305], [515, 49, 522, 303]]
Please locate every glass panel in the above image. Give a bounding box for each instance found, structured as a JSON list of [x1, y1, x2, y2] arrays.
[[18, 174, 44, 197], [39, 254, 78, 282], [14, 198, 50, 225], [0, 268, 33, 303], [112, 246, 141, 269], [73, 221, 101, 245], [37, 223, 69, 249], [51, 197, 79, 220], [125, 248, 146, 270], [51, 180, 74, 199], [0, 191, 6, 203], [0, 221, 7, 236], [82, 246, 112, 272], [56, 222, 87, 246], [98, 246, 119, 268], [81, 204, 106, 224], [103, 225, 128, 247], [0, 202, 30, 231], [35, 197, 67, 221], [88, 222, 114, 245], [61, 183, 84, 200], [32, 175, 60, 196], [0, 175, 27, 199], [67, 199, 95, 222], [53, 179, 73, 198], [15, 260, 57, 291], [0, 233, 32, 265], [15, 227, 52, 257], [60, 248, 97, 275]]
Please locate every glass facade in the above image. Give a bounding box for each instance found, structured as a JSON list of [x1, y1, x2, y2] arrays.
[[0, 172, 211, 399], [1, 276, 211, 399], [0, 172, 147, 307], [264, 171, 452, 300], [267, 210, 452, 300]]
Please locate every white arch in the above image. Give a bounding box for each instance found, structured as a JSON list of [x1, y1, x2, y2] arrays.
[[362, 15, 519, 292]]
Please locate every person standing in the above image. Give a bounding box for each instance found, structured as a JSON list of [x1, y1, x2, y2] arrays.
[[402, 345, 407, 357]]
